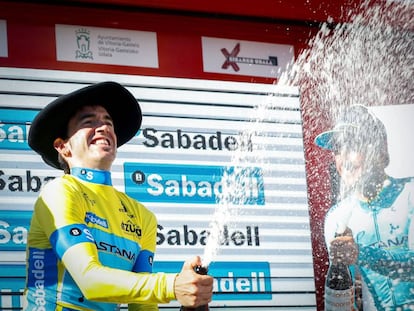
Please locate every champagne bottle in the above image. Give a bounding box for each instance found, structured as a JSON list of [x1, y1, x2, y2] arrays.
[[180, 266, 209, 311], [324, 231, 354, 311]]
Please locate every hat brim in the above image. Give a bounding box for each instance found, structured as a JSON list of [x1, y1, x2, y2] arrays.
[[28, 81, 142, 169], [314, 130, 339, 150], [314, 123, 359, 150]]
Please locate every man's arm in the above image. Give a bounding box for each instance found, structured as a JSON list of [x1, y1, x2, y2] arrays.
[[64, 245, 212, 306], [63, 242, 177, 303]]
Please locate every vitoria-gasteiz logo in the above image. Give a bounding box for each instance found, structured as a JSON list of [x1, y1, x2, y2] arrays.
[[124, 163, 265, 204]]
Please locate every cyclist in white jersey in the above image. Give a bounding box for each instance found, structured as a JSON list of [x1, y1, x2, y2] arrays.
[[315, 104, 414, 311]]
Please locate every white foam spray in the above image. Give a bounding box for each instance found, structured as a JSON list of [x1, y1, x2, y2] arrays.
[[201, 95, 279, 267], [279, 0, 413, 119], [277, 0, 413, 300], [201, 0, 413, 268]]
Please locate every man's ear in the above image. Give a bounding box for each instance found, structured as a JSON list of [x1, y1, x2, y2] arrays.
[[53, 138, 70, 157]]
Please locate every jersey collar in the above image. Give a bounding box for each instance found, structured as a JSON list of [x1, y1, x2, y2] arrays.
[[71, 167, 112, 186], [360, 176, 405, 211]]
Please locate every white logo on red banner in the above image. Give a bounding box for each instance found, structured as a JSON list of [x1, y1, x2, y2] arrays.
[[55, 24, 159, 68], [202, 36, 294, 78]]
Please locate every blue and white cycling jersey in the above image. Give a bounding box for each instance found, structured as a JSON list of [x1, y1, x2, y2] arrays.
[[325, 176, 414, 311]]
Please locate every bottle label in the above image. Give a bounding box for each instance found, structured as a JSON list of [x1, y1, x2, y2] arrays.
[[325, 286, 354, 311]]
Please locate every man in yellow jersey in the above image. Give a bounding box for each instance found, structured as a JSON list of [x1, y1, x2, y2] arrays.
[[25, 81, 213, 311]]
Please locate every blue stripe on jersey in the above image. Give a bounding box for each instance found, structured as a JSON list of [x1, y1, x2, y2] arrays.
[[133, 249, 154, 273], [26, 248, 58, 287], [49, 224, 95, 260], [91, 228, 141, 270], [26, 248, 58, 309]]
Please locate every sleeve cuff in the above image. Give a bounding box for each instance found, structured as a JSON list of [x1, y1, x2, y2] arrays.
[[165, 273, 179, 300]]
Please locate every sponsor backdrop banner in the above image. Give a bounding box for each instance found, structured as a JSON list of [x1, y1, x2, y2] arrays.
[[1, 2, 310, 84], [0, 68, 315, 310]]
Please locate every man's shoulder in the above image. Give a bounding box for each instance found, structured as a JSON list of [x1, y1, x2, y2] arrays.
[[328, 195, 357, 211], [402, 176, 414, 185], [40, 174, 74, 192], [388, 176, 414, 192], [325, 196, 358, 223]]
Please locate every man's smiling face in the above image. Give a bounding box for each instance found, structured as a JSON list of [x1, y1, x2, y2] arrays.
[[55, 105, 118, 171]]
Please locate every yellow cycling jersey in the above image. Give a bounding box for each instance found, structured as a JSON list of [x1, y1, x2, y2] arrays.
[[24, 167, 176, 311]]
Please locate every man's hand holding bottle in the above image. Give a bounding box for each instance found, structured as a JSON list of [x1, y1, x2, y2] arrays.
[[174, 256, 213, 308], [329, 227, 359, 265]]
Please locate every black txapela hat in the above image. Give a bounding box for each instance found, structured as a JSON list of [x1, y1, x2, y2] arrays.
[[28, 81, 142, 169]]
